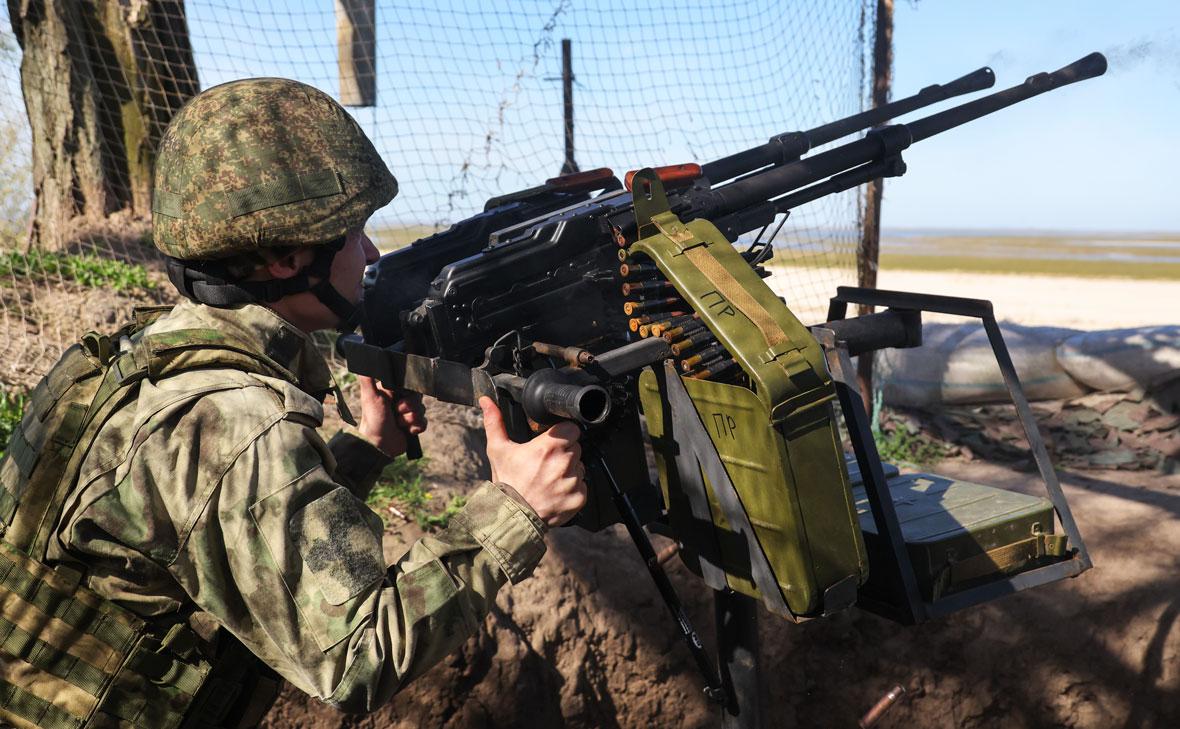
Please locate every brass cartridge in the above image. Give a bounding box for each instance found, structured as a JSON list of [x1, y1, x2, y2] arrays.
[[623, 297, 681, 316], [619, 262, 661, 278], [680, 344, 727, 371], [622, 280, 677, 297]]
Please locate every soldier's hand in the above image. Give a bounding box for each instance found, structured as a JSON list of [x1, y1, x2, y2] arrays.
[[357, 376, 427, 458], [479, 396, 586, 528]]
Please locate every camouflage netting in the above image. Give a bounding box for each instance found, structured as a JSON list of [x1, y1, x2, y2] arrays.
[[0, 0, 878, 387]]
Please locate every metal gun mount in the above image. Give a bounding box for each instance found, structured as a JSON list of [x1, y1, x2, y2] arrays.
[[814, 287, 1090, 624]]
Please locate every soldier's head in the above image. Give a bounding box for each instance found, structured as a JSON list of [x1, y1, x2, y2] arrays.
[[151, 77, 397, 332]]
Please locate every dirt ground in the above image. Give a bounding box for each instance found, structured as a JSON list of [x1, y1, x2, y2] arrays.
[[6, 239, 1174, 726], [254, 267, 1180, 728], [260, 395, 1180, 729]]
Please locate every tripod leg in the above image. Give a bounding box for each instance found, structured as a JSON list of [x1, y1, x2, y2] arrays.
[[716, 589, 763, 729]]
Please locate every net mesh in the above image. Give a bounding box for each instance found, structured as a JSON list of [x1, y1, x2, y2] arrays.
[[0, 0, 876, 388]]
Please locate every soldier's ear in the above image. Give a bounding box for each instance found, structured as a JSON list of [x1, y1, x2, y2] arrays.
[[263, 249, 315, 280]]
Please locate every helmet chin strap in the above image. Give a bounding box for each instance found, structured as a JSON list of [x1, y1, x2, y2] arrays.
[[166, 236, 363, 333], [308, 274, 364, 333]]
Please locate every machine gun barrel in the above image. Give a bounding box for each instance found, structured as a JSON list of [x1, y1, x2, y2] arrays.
[[700, 66, 995, 182], [700, 53, 1107, 221]]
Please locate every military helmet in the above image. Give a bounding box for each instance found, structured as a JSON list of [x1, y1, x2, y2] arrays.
[[152, 77, 397, 260]]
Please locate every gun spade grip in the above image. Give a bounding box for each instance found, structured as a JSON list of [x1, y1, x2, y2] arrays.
[[1048, 52, 1108, 85], [942, 66, 996, 96]]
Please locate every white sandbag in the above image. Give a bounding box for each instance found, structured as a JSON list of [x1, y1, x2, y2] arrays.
[[1056, 326, 1180, 392], [876, 323, 1089, 408]]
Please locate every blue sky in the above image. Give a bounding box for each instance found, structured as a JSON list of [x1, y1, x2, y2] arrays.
[[2, 0, 1177, 234], [884, 0, 1180, 233]]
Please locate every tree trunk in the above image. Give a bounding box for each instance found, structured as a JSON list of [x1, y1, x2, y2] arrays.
[[856, 0, 893, 413], [7, 0, 198, 250]]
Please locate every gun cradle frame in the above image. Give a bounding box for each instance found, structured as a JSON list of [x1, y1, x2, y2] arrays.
[[817, 287, 1092, 625]]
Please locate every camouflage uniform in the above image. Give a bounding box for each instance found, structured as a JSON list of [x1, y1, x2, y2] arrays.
[[46, 299, 547, 712]]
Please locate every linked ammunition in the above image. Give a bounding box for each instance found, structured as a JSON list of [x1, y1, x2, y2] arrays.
[[622, 280, 677, 297], [686, 354, 726, 377], [617, 248, 629, 262], [619, 262, 661, 278], [649, 313, 698, 338], [629, 312, 687, 332], [680, 344, 727, 371], [660, 321, 707, 342], [623, 298, 682, 316], [670, 330, 717, 356], [688, 356, 739, 380]]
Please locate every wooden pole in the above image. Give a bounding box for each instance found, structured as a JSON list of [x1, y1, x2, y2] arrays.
[[337, 0, 376, 107], [856, 0, 893, 414], [560, 38, 578, 174]]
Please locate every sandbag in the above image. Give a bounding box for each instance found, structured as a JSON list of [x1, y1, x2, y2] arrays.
[[1056, 326, 1180, 392], [876, 323, 1090, 408]]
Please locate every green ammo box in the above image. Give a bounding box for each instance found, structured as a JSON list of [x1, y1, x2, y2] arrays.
[[848, 469, 1065, 602], [629, 171, 868, 620]]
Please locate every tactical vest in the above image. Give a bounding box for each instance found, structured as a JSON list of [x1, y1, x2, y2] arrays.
[[0, 308, 291, 729]]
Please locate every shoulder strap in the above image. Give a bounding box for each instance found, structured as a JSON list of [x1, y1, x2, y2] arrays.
[[5, 314, 301, 561]]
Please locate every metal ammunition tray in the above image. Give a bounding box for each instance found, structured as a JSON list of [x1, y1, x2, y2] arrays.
[[847, 461, 1061, 601]]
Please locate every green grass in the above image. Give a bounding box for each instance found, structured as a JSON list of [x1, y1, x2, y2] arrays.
[[873, 417, 953, 468], [366, 454, 466, 530], [0, 388, 27, 458], [0, 250, 156, 291]]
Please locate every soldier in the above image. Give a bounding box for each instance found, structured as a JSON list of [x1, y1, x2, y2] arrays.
[[0, 78, 586, 728]]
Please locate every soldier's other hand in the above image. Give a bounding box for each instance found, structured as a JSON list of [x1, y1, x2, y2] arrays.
[[479, 396, 586, 528], [357, 375, 427, 458]]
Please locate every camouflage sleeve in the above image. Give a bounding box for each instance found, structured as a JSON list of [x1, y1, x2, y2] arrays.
[[169, 415, 547, 713], [325, 429, 393, 500]]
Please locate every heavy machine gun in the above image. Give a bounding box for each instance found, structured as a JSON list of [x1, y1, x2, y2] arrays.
[[341, 53, 1105, 707]]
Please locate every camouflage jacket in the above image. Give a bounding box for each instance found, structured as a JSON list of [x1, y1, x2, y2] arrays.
[[46, 300, 548, 712]]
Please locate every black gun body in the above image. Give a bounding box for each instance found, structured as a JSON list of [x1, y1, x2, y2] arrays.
[[363, 190, 605, 348], [409, 195, 634, 364]]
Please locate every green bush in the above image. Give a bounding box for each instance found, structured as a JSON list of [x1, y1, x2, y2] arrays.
[[0, 250, 155, 292], [873, 415, 953, 467]]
